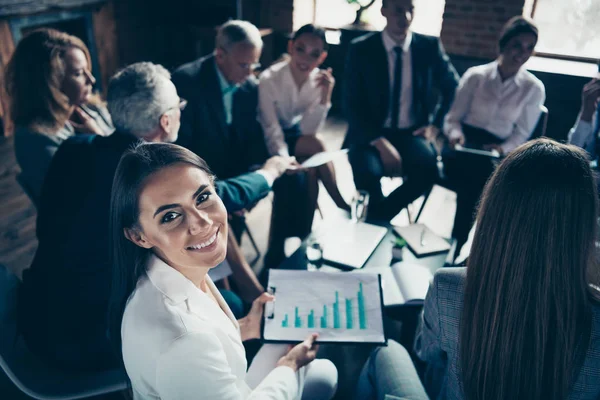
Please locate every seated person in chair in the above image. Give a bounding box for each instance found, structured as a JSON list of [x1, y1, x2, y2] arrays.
[[415, 139, 600, 400], [109, 142, 339, 400], [343, 0, 459, 222], [443, 16, 545, 252], [18, 62, 294, 372], [259, 24, 349, 211], [5, 28, 113, 203], [172, 20, 313, 269]]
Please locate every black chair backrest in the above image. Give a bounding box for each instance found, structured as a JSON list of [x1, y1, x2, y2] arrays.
[[530, 105, 549, 140]]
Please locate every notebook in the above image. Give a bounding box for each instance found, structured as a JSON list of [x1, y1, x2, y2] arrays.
[[393, 223, 451, 257], [353, 262, 434, 306], [320, 220, 388, 269]]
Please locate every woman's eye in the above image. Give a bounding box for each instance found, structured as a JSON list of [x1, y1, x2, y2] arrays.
[[295, 46, 305, 53], [161, 212, 180, 224], [196, 192, 211, 205]]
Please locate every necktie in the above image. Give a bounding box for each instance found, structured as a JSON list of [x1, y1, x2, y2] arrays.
[[390, 46, 403, 130]]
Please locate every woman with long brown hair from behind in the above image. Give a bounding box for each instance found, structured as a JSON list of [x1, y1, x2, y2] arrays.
[[415, 138, 600, 400], [5, 28, 113, 202]]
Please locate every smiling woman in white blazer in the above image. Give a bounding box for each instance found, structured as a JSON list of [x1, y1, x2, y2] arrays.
[[107, 142, 337, 400]]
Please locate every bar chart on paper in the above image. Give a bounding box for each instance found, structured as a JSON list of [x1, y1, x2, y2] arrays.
[[263, 270, 385, 344]]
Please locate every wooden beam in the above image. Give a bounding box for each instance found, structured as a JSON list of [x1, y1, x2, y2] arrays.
[[0, 20, 16, 136], [92, 0, 119, 97]]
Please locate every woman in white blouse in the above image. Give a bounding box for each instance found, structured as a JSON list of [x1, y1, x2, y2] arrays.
[[442, 16, 546, 251], [108, 142, 338, 400], [259, 24, 349, 211]]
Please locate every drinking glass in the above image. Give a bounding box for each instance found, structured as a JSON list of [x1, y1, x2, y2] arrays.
[[350, 190, 370, 223]]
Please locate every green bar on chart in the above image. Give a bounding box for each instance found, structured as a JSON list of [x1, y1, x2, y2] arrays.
[[308, 310, 315, 328], [282, 314, 289, 328], [321, 305, 327, 328], [358, 282, 367, 330], [346, 298, 353, 329], [333, 291, 340, 329], [295, 307, 302, 328]]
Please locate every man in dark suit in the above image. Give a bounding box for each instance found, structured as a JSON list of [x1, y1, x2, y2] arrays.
[[172, 20, 314, 269], [18, 62, 294, 371], [344, 0, 459, 221]]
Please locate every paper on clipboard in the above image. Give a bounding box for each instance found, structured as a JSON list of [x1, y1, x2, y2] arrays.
[[301, 149, 349, 168], [263, 269, 386, 344]]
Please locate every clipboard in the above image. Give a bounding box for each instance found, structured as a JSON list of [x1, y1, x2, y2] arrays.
[[262, 270, 387, 345], [393, 224, 451, 257]]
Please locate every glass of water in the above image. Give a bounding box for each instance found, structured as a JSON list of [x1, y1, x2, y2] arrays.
[[305, 238, 323, 271], [351, 190, 370, 223]]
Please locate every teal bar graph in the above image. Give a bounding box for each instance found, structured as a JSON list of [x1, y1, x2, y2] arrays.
[[295, 307, 302, 328], [346, 299, 353, 329], [282, 314, 289, 328], [358, 282, 367, 330], [321, 305, 327, 328], [333, 291, 340, 329], [280, 283, 368, 330]]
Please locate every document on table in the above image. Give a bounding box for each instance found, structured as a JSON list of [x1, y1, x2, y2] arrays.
[[300, 149, 349, 168], [263, 269, 386, 344]]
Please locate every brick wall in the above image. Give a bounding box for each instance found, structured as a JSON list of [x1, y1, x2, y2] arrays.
[[441, 0, 526, 60]]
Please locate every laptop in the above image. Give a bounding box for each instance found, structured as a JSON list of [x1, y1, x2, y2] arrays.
[[320, 220, 388, 269]]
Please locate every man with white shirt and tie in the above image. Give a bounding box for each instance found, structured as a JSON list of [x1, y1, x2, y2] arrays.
[[343, 0, 459, 222]]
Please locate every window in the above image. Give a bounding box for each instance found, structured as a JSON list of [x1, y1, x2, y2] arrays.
[[314, 0, 445, 37], [525, 0, 600, 61]]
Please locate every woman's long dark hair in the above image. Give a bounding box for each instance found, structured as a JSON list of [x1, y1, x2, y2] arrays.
[[107, 142, 213, 360], [460, 138, 600, 400]]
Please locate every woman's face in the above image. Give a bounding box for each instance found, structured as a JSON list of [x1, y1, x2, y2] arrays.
[[500, 32, 537, 72], [61, 47, 95, 106], [288, 33, 327, 75], [132, 163, 228, 271]]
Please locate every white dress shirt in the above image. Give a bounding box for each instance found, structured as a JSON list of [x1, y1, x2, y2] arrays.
[[258, 60, 331, 157], [382, 29, 416, 129], [121, 255, 301, 400], [444, 61, 546, 154], [568, 113, 598, 157]]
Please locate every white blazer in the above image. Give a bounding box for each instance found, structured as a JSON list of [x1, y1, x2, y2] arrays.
[[121, 255, 301, 400]]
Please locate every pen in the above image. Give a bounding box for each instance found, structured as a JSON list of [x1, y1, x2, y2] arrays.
[[420, 228, 426, 247]]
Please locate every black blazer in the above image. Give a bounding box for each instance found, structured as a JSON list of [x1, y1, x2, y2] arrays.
[[172, 54, 270, 179], [18, 131, 271, 366], [343, 31, 459, 148]]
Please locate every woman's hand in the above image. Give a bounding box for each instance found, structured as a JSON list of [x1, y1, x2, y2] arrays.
[[316, 68, 335, 105], [70, 106, 106, 136], [238, 292, 274, 341], [276, 333, 319, 372]]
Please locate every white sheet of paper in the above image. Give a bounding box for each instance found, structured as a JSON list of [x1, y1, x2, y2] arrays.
[[454, 144, 500, 158], [300, 149, 349, 168], [263, 270, 385, 343]]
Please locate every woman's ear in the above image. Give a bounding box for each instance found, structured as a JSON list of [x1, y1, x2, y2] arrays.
[[124, 227, 152, 249], [287, 39, 294, 55]]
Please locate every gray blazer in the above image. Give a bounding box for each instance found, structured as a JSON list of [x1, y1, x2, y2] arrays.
[[415, 267, 600, 400]]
